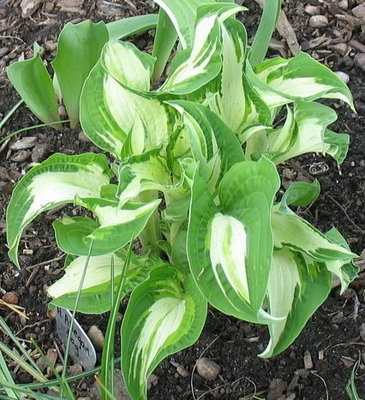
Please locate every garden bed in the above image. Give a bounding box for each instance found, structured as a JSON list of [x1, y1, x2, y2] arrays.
[[0, 0, 364, 399]]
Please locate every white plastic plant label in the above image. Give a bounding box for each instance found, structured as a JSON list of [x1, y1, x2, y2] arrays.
[[55, 307, 97, 370]]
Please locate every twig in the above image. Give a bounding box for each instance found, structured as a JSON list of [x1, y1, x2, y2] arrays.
[[197, 376, 264, 400], [25, 266, 40, 287], [16, 319, 49, 336], [26, 254, 65, 271], [310, 371, 329, 400], [0, 300, 28, 320], [324, 193, 365, 234]]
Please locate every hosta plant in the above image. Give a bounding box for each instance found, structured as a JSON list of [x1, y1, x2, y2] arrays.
[[6, 1, 359, 399]]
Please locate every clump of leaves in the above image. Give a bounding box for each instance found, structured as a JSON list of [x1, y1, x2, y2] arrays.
[[6, 15, 158, 127], [6, 1, 359, 399]]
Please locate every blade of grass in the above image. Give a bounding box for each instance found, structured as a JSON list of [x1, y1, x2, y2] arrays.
[[106, 255, 115, 399], [0, 351, 20, 399], [95, 375, 117, 400], [19, 357, 122, 390], [152, 8, 177, 80], [31, 340, 74, 400], [0, 100, 23, 131], [346, 361, 363, 400], [100, 242, 133, 400], [249, 0, 282, 67], [0, 317, 43, 374], [0, 120, 70, 147], [0, 381, 68, 400], [60, 239, 94, 398], [0, 341, 46, 383]]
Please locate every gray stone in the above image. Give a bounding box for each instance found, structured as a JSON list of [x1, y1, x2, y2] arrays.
[[9, 136, 37, 150], [20, 0, 43, 17], [355, 53, 365, 71], [332, 43, 348, 57], [304, 5, 321, 16], [31, 142, 50, 163], [87, 325, 104, 351], [353, 3, 365, 19], [196, 357, 220, 380], [335, 71, 350, 84], [0, 47, 9, 57], [309, 15, 328, 28], [338, 0, 348, 10]]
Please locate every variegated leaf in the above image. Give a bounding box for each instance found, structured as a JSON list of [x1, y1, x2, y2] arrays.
[[280, 180, 320, 214], [260, 248, 300, 357], [6, 153, 111, 267], [116, 149, 185, 207], [187, 158, 280, 321], [154, 0, 234, 49], [53, 198, 160, 256], [271, 101, 349, 164], [102, 41, 155, 92], [272, 208, 357, 262], [261, 248, 332, 357], [48, 253, 162, 314], [168, 100, 244, 191], [160, 3, 245, 95], [122, 266, 207, 399], [252, 52, 354, 110], [324, 228, 359, 294], [80, 60, 173, 159], [205, 19, 247, 132]]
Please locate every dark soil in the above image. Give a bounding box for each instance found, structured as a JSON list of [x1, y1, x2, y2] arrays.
[[0, 1, 365, 399]]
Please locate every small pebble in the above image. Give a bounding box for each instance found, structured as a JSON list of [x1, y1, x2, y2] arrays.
[[55, 364, 63, 374], [20, 0, 43, 17], [267, 379, 287, 400], [46, 348, 58, 375], [360, 323, 365, 342], [78, 130, 91, 142], [338, 0, 348, 10], [47, 308, 57, 320], [147, 374, 159, 390], [36, 355, 47, 371], [352, 3, 365, 19], [331, 311, 344, 324], [304, 350, 313, 369], [335, 71, 350, 84], [68, 364, 83, 375], [354, 53, 365, 72], [332, 43, 348, 57], [9, 136, 37, 151], [44, 40, 57, 52], [97, 0, 124, 16], [11, 150, 31, 162], [309, 15, 328, 28], [2, 292, 19, 305], [87, 325, 104, 350], [304, 5, 321, 15], [196, 357, 220, 380], [44, 1, 54, 12], [32, 143, 50, 163], [0, 47, 9, 57], [176, 365, 189, 378], [58, 104, 67, 119]]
